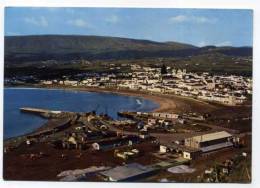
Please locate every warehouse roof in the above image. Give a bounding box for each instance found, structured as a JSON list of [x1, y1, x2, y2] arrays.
[[189, 131, 232, 143], [201, 141, 233, 153], [99, 163, 155, 181]]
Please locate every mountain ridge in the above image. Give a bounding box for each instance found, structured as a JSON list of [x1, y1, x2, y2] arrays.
[[4, 35, 252, 63]]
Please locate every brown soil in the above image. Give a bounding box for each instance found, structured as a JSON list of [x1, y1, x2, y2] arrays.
[[3, 141, 159, 181]]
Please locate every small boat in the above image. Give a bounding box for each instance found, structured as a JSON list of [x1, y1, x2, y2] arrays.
[[136, 99, 142, 105]]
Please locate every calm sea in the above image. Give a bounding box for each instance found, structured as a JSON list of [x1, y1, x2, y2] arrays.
[[4, 88, 159, 139]]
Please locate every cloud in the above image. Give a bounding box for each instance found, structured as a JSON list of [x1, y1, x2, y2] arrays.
[[46, 8, 60, 12], [67, 19, 90, 28], [29, 7, 59, 12], [198, 41, 232, 47], [169, 15, 188, 23], [216, 41, 232, 46], [105, 15, 120, 24], [169, 15, 217, 24], [24, 16, 48, 27], [6, 31, 21, 36], [198, 41, 209, 47], [195, 16, 216, 24]]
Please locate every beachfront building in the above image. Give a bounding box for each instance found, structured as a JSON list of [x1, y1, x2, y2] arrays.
[[41, 80, 52, 85], [63, 80, 78, 86]]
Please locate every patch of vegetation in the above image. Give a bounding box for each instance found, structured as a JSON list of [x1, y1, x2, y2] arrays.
[[4, 35, 252, 77]]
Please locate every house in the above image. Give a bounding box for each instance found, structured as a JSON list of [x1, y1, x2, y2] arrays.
[[92, 136, 140, 151], [198, 94, 237, 106], [114, 149, 139, 160], [206, 80, 216, 90], [159, 145, 168, 153], [152, 112, 179, 119], [64, 80, 78, 86], [99, 163, 156, 181], [147, 87, 162, 93], [182, 149, 201, 160], [178, 118, 185, 124], [148, 118, 157, 125], [160, 143, 201, 160]]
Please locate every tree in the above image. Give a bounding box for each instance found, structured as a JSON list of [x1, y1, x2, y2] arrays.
[[161, 64, 167, 75]]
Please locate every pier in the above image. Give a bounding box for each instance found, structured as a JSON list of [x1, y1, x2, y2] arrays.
[[20, 107, 60, 114], [20, 107, 86, 120]]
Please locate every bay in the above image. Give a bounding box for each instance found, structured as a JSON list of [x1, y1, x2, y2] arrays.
[[4, 88, 159, 139]]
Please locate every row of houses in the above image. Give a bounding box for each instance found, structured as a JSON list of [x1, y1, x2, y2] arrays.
[[39, 64, 252, 106]]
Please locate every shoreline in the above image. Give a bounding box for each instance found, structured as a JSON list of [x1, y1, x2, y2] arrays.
[[4, 85, 220, 142], [63, 87, 177, 113], [5, 85, 178, 113], [5, 84, 219, 113], [4, 83, 252, 111], [3, 85, 174, 142]]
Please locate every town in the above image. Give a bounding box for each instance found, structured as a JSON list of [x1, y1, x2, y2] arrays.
[[4, 63, 252, 183], [3, 6, 254, 185], [6, 63, 252, 106]]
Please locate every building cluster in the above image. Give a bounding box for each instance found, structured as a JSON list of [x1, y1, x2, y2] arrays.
[[4, 63, 252, 106], [160, 131, 243, 160], [36, 64, 252, 106], [118, 111, 206, 133], [6, 103, 249, 182]]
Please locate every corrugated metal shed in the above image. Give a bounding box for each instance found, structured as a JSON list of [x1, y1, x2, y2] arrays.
[[201, 142, 233, 153], [99, 163, 155, 181]]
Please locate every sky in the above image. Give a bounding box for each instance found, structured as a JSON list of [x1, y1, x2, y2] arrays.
[[4, 7, 253, 47]]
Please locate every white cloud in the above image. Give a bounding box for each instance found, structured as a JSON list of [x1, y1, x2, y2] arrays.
[[105, 15, 120, 24], [24, 16, 48, 27], [198, 41, 232, 47], [46, 8, 59, 12], [6, 31, 21, 36], [169, 15, 188, 23], [216, 41, 232, 46], [198, 41, 209, 47], [169, 15, 217, 24], [29, 7, 59, 12], [67, 19, 90, 28]]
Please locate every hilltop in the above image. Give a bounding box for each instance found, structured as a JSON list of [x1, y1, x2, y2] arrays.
[[5, 35, 251, 63], [4, 35, 252, 76]]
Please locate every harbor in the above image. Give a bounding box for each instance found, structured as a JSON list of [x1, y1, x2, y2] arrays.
[[4, 96, 251, 182]]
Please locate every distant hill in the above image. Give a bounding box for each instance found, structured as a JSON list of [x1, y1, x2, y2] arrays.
[[4, 35, 252, 63]]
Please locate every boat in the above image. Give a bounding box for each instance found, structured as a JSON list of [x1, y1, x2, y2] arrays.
[[136, 99, 142, 105]]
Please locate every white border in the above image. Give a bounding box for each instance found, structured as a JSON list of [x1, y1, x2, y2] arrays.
[[1, 1, 260, 188]]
